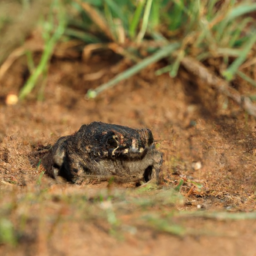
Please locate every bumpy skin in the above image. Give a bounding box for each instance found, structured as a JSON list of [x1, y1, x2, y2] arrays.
[[42, 122, 163, 184]]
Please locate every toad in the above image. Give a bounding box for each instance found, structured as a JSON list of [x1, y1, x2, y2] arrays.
[[42, 122, 163, 184]]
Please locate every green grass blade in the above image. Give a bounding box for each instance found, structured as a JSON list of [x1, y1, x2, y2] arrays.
[[222, 34, 256, 81], [237, 70, 256, 88], [150, 0, 161, 29], [155, 64, 172, 76], [129, 0, 145, 39], [19, 0, 66, 100], [216, 2, 256, 44], [103, 1, 115, 41], [214, 1, 236, 43], [206, 0, 221, 20], [143, 215, 185, 236], [249, 94, 256, 101], [169, 50, 184, 78], [25, 50, 35, 73], [136, 0, 153, 43], [228, 17, 252, 47], [87, 42, 180, 98], [196, 20, 217, 49], [216, 48, 241, 57], [227, 4, 256, 21], [65, 28, 100, 43], [196, 52, 211, 61], [0, 219, 16, 246], [168, 2, 183, 31], [151, 31, 168, 42], [104, 0, 128, 30], [174, 179, 184, 192]]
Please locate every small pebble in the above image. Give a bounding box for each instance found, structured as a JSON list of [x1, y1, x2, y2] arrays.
[[192, 162, 202, 170], [6, 94, 18, 105]]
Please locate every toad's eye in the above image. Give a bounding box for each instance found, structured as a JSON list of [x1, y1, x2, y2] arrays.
[[106, 136, 118, 148]]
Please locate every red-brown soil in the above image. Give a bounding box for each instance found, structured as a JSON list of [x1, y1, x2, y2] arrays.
[[1, 54, 256, 255]]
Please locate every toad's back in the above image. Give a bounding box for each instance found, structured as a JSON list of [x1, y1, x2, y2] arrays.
[[72, 121, 154, 157]]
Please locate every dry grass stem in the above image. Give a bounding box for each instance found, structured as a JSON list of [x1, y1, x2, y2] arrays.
[[181, 56, 256, 117], [74, 0, 114, 41]]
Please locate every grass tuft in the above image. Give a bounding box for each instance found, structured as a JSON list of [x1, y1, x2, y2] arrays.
[[0, 218, 16, 246], [18, 0, 66, 100], [58, 0, 256, 98], [4, 0, 255, 101]]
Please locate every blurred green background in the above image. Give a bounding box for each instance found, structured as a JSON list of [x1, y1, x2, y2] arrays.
[[1, 0, 256, 103]]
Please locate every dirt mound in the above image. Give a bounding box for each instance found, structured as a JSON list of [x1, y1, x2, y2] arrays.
[[1, 58, 256, 255]]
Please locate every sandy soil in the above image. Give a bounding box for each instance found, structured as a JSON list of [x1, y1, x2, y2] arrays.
[[1, 54, 256, 255]]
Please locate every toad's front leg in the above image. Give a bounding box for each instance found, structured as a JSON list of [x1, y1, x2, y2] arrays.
[[148, 149, 163, 184]]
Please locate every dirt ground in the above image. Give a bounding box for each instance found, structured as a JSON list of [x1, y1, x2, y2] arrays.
[[1, 53, 256, 256]]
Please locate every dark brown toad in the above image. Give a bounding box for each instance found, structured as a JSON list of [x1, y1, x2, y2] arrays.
[[42, 122, 163, 184]]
